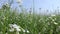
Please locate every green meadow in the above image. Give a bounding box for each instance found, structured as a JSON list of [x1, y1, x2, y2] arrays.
[[0, 2, 60, 34]]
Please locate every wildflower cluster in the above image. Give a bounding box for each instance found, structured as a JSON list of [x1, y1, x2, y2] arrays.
[[9, 24, 29, 34]]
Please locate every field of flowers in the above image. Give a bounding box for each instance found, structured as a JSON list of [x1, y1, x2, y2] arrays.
[[0, 2, 60, 34]]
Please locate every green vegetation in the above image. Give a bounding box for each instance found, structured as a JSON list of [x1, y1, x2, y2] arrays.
[[0, 2, 60, 34]]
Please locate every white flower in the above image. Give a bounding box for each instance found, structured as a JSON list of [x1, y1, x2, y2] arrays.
[[22, 29, 29, 33], [51, 14, 56, 17], [16, 28, 21, 31], [4, 2, 10, 7], [9, 24, 30, 33], [12, 24, 21, 31], [9, 24, 21, 32], [9, 28, 14, 32], [12, 24, 19, 28], [26, 30, 29, 33], [54, 22, 58, 25], [16, 0, 22, 3], [48, 17, 52, 19]]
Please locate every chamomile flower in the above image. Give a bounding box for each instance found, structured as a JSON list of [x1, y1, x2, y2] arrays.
[[9, 24, 21, 32]]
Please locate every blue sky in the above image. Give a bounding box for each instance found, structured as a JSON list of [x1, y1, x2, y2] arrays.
[[23, 0, 60, 10], [0, 0, 60, 11]]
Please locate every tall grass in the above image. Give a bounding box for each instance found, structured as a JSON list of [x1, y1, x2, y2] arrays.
[[0, 2, 60, 34]]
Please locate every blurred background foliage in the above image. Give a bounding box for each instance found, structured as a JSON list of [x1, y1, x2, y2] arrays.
[[0, 0, 60, 34]]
